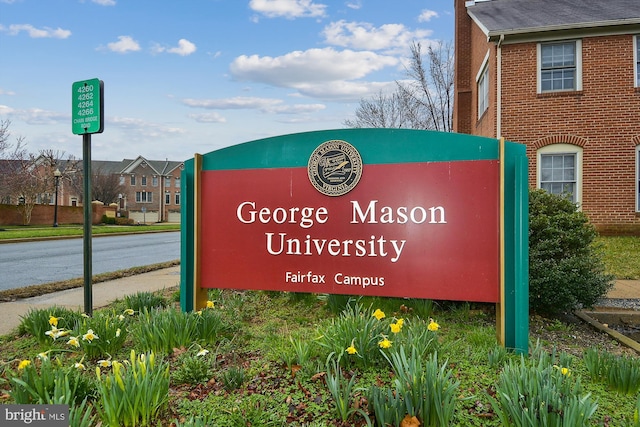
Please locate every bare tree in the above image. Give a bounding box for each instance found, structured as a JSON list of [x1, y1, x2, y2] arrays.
[[66, 165, 125, 205], [92, 167, 126, 205], [0, 120, 28, 204], [344, 40, 454, 132]]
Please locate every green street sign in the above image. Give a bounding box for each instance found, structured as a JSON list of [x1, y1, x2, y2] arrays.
[[72, 78, 104, 135]]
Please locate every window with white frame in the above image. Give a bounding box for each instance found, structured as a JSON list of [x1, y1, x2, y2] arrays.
[[152, 176, 158, 187], [165, 193, 171, 205], [175, 177, 180, 188], [135, 191, 153, 203], [175, 193, 180, 205], [130, 175, 136, 185], [538, 40, 581, 92], [165, 177, 171, 187], [537, 144, 582, 205], [141, 176, 147, 186], [119, 176, 125, 185], [635, 36, 640, 87], [477, 52, 490, 118]]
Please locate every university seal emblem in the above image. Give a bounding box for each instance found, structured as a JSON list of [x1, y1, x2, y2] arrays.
[[308, 140, 363, 197]]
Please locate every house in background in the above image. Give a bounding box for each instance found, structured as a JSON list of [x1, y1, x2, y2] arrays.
[[117, 156, 183, 223], [454, 0, 640, 234], [1, 155, 184, 224]]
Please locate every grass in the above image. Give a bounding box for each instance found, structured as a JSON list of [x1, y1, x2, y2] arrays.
[[0, 290, 637, 426], [597, 236, 640, 279], [0, 223, 180, 240], [0, 260, 179, 301]]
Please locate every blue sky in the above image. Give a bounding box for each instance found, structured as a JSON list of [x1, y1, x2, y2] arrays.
[[1, 0, 454, 161]]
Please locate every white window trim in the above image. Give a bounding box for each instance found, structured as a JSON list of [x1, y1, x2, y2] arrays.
[[537, 144, 583, 209], [537, 40, 582, 93], [476, 50, 490, 119], [634, 35, 640, 88]]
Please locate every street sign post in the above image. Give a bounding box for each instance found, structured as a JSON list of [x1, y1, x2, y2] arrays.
[[72, 78, 104, 316], [72, 78, 104, 135]]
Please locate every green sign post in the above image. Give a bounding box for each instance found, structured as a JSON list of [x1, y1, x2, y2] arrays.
[[72, 78, 104, 316], [72, 78, 104, 135]]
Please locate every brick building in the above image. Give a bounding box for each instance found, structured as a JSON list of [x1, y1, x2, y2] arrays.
[[453, 0, 640, 234]]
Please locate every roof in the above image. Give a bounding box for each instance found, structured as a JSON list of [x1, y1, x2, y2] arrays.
[[467, 0, 640, 38]]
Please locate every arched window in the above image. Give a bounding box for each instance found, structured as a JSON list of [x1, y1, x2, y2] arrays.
[[537, 144, 582, 206]]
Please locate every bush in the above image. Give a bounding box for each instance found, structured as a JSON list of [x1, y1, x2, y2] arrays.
[[101, 215, 116, 225], [529, 189, 614, 314]]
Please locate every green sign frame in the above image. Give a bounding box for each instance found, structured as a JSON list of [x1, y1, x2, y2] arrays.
[[180, 129, 529, 353], [72, 78, 104, 135]]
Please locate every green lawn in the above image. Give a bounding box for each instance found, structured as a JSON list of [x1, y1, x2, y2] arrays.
[[596, 236, 640, 279], [0, 223, 180, 240]]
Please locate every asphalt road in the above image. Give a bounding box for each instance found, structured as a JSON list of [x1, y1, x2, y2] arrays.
[[0, 232, 180, 291]]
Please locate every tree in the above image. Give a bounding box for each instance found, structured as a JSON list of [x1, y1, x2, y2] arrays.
[[66, 164, 126, 206], [344, 41, 454, 131], [528, 189, 614, 314], [0, 119, 27, 204], [92, 167, 126, 205]]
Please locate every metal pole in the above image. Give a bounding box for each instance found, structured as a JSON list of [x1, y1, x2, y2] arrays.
[[83, 133, 93, 316], [53, 174, 59, 227]]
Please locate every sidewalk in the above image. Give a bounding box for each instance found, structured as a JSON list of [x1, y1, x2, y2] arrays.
[[0, 266, 180, 336]]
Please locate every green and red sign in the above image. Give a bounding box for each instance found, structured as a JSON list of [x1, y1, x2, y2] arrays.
[[181, 129, 529, 351]]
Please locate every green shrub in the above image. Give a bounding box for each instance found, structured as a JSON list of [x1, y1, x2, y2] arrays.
[[101, 215, 116, 225], [529, 189, 614, 314]]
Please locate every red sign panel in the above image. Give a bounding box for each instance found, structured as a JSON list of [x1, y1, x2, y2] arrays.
[[200, 160, 500, 302]]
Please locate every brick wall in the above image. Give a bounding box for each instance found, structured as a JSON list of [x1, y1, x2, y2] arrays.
[[499, 35, 640, 231], [0, 203, 116, 226]]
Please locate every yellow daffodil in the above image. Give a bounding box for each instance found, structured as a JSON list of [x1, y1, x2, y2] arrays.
[[561, 367, 571, 376], [98, 359, 112, 368], [116, 328, 121, 338], [196, 349, 209, 357], [37, 352, 49, 360], [196, 310, 203, 316], [124, 308, 135, 316], [427, 319, 440, 332], [378, 337, 392, 349], [82, 329, 98, 342], [346, 341, 358, 354], [18, 360, 31, 370], [396, 318, 404, 327], [372, 309, 386, 320], [118, 314, 125, 321], [67, 336, 80, 348], [390, 323, 402, 334], [56, 329, 70, 338], [48, 315, 59, 327], [206, 300, 215, 309], [74, 362, 86, 370]]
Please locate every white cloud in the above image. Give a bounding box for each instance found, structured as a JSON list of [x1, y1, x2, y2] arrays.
[[322, 20, 431, 52], [345, 1, 362, 10], [230, 47, 398, 88], [418, 9, 438, 22], [1, 24, 71, 39], [188, 112, 227, 123], [153, 38, 197, 56], [92, 0, 116, 5], [249, 0, 327, 19], [106, 36, 141, 53], [108, 116, 187, 136], [182, 96, 325, 114], [0, 88, 16, 96], [0, 105, 67, 125]]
